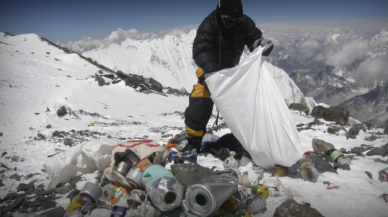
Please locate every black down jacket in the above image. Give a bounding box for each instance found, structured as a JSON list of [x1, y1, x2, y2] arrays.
[[193, 5, 263, 74]]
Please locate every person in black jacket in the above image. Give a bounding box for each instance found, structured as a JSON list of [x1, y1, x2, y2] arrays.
[[183, 0, 274, 152]]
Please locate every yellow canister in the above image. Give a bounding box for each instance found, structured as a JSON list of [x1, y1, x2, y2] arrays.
[[65, 202, 82, 213]]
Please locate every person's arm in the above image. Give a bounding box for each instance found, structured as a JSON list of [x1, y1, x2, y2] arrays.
[[245, 16, 274, 56], [192, 21, 219, 74]]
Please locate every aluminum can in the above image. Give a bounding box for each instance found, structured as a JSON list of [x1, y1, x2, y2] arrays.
[[300, 166, 319, 182], [223, 156, 240, 169], [79, 182, 102, 204], [379, 167, 388, 182], [246, 193, 267, 215], [116, 161, 131, 176], [126, 167, 143, 189]]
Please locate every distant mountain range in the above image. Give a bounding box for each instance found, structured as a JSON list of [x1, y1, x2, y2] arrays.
[[81, 28, 388, 126]]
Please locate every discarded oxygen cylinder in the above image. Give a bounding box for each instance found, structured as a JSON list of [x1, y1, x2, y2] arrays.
[[185, 173, 238, 216], [143, 165, 184, 212], [298, 158, 314, 170], [110, 206, 127, 217], [223, 156, 240, 169], [79, 182, 102, 204], [126, 167, 143, 189], [379, 167, 388, 182], [246, 193, 267, 215], [124, 150, 140, 166], [300, 166, 319, 182]]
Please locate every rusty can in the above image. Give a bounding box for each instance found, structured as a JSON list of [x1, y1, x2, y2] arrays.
[[136, 158, 153, 171], [379, 167, 388, 182]]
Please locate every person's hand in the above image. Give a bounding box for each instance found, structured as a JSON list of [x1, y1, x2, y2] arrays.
[[260, 38, 273, 56]]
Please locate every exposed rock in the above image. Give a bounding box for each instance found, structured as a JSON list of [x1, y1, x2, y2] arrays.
[[101, 74, 114, 79], [351, 147, 364, 154], [312, 139, 335, 155], [365, 135, 378, 141], [0, 195, 25, 216], [180, 87, 188, 94], [40, 200, 57, 210], [116, 70, 128, 79], [374, 158, 388, 164], [384, 126, 388, 135], [125, 74, 144, 87], [38, 206, 65, 217], [366, 143, 388, 156], [365, 171, 373, 179], [289, 103, 310, 114], [347, 127, 360, 139], [56, 106, 67, 117], [145, 78, 163, 92], [54, 184, 74, 194], [11, 155, 20, 162], [2, 193, 19, 202], [273, 199, 324, 217], [95, 73, 106, 86], [17, 183, 35, 192], [311, 106, 349, 124], [10, 173, 21, 181]]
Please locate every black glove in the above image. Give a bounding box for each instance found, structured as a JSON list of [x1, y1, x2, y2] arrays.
[[253, 38, 274, 56]]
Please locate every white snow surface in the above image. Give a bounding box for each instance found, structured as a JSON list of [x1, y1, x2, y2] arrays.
[[0, 32, 388, 217]]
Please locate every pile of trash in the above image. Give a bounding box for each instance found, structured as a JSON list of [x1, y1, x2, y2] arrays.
[[54, 131, 388, 217]]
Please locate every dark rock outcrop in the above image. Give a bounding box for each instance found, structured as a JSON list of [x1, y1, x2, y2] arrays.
[[311, 106, 349, 124], [273, 199, 324, 217]]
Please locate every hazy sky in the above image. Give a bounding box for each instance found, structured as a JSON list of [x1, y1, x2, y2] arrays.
[[1, 0, 388, 44]]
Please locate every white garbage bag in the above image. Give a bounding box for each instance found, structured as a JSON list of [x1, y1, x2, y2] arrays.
[[205, 46, 302, 169]]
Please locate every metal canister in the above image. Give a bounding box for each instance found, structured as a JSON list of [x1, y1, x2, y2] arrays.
[[143, 165, 184, 212], [110, 206, 127, 217], [79, 182, 102, 204], [101, 184, 115, 201], [116, 161, 131, 176], [300, 166, 319, 182], [298, 158, 314, 170], [336, 156, 351, 166], [126, 167, 144, 189], [185, 173, 238, 216], [246, 193, 267, 215], [224, 157, 240, 169], [379, 167, 388, 182], [137, 203, 162, 217], [329, 149, 344, 163], [124, 151, 140, 166]]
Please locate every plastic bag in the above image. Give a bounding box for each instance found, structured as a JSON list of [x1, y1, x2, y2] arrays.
[[205, 46, 302, 169]]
